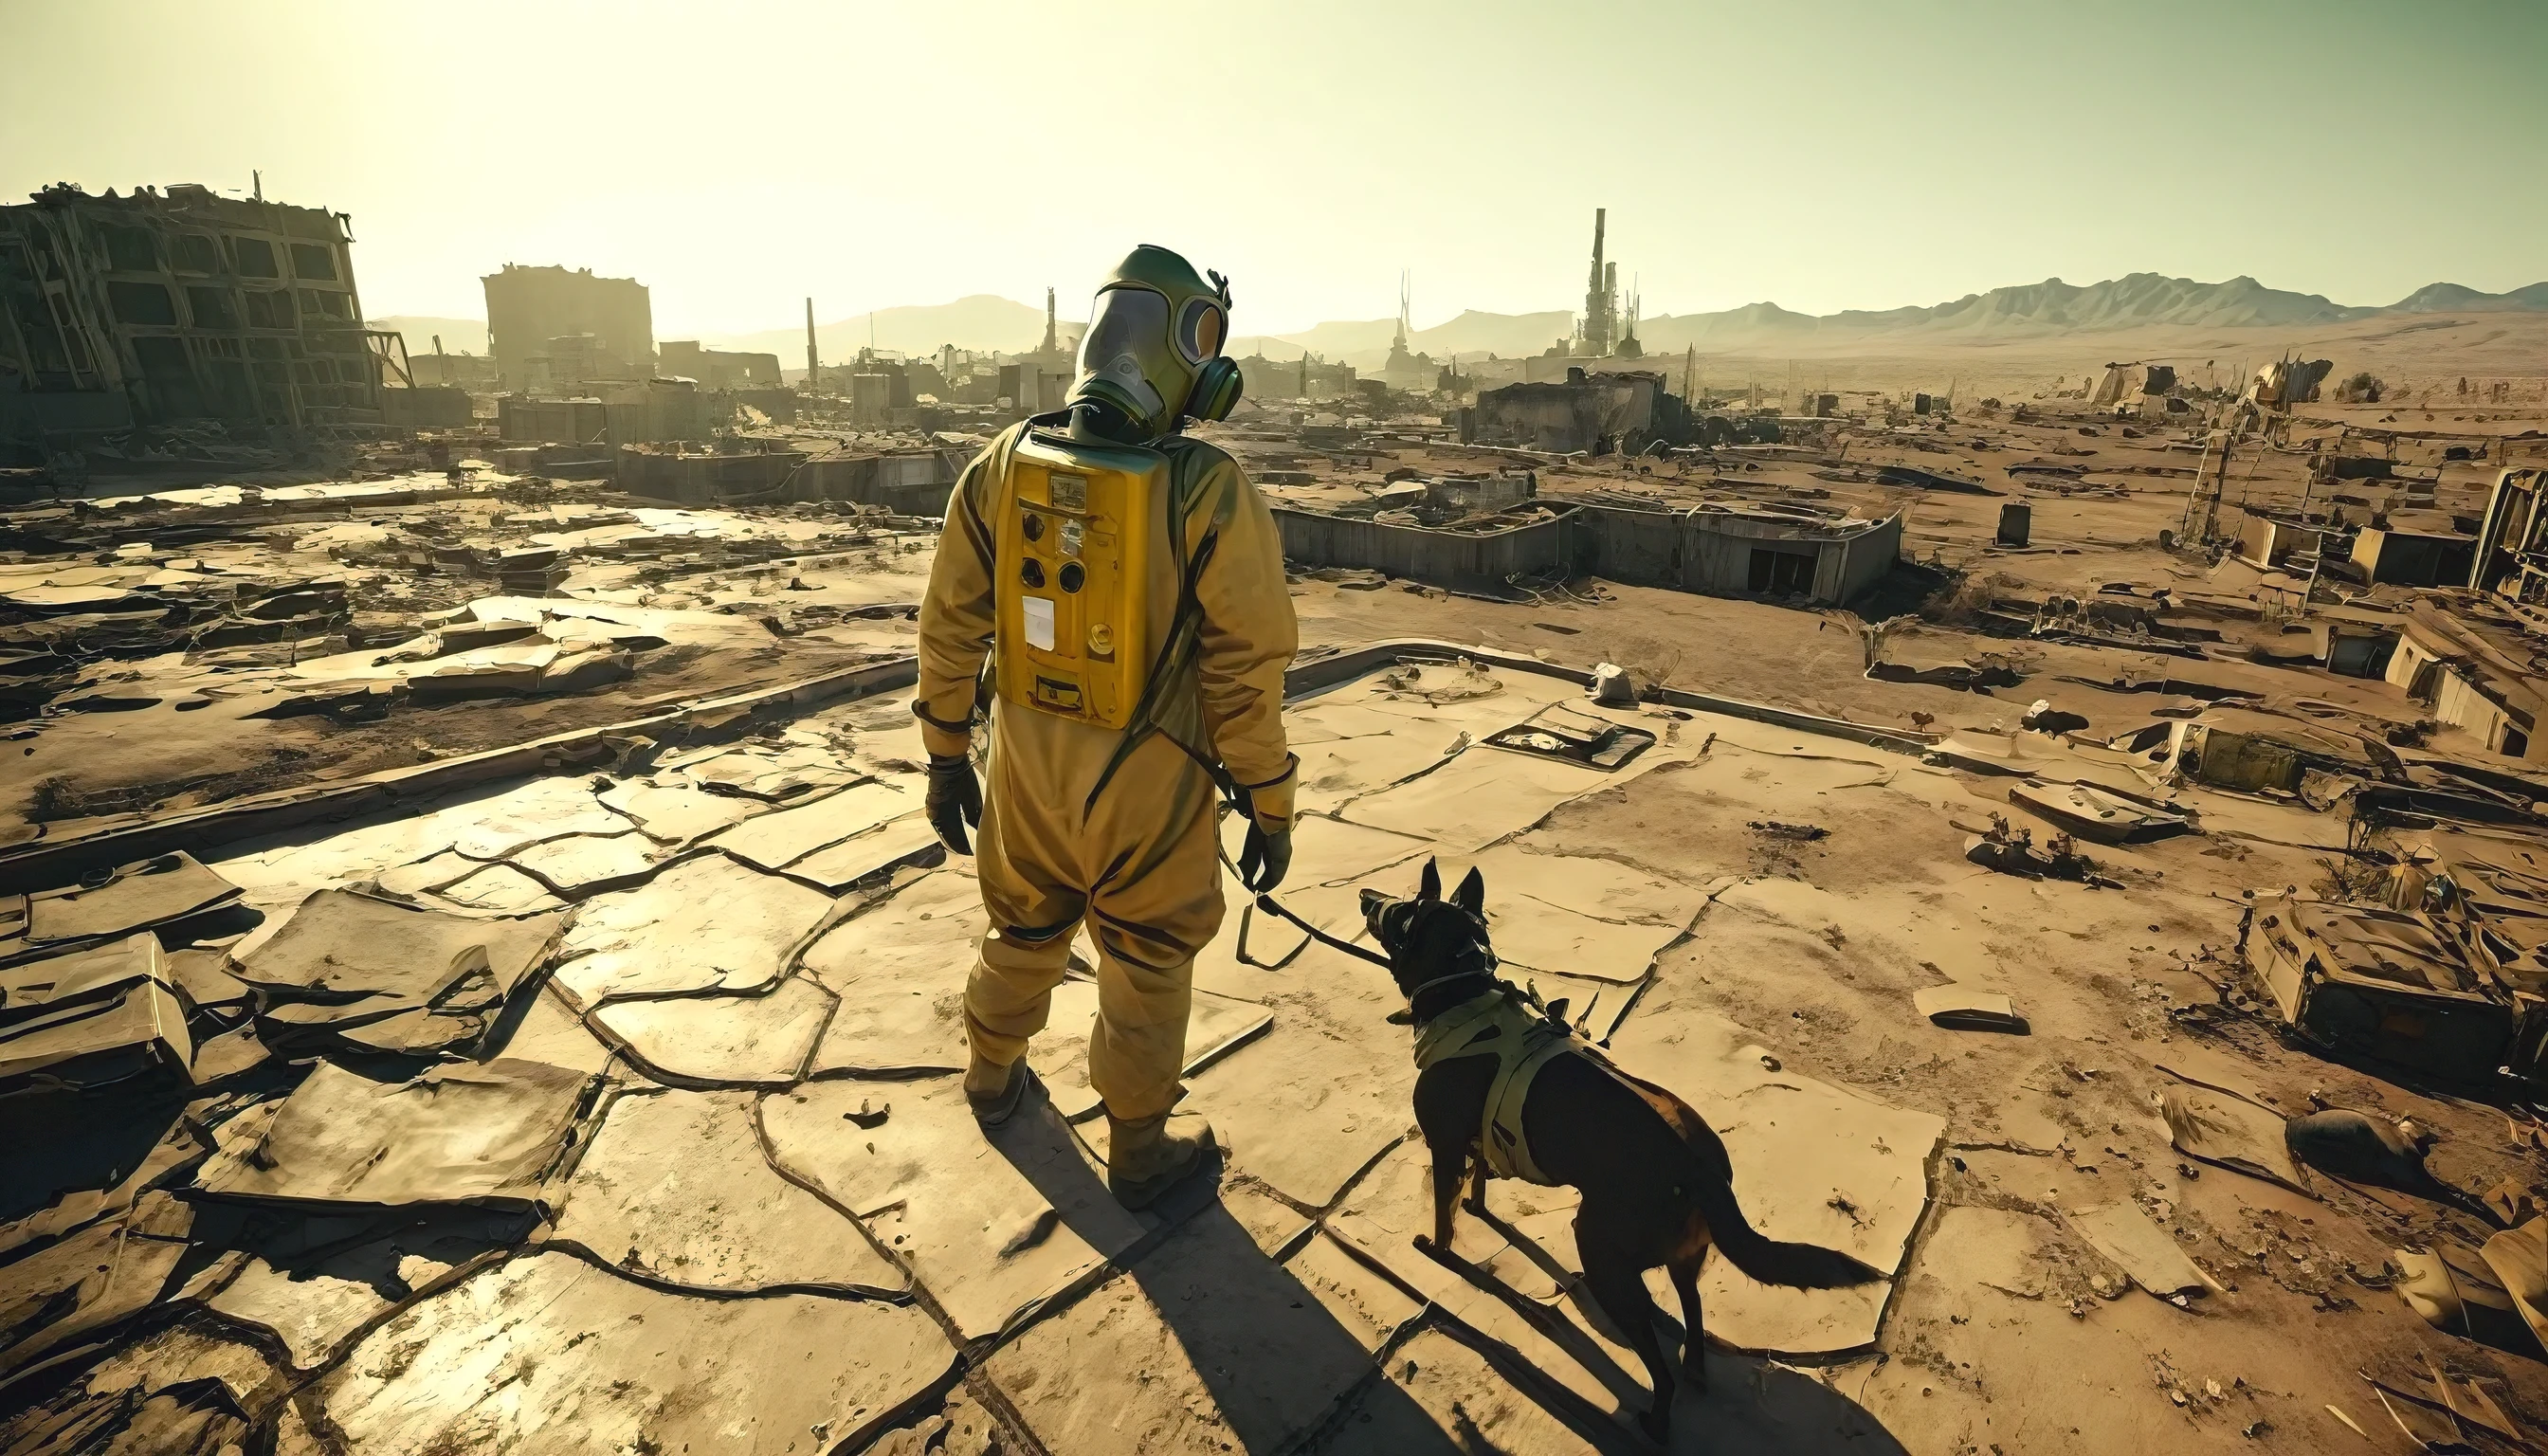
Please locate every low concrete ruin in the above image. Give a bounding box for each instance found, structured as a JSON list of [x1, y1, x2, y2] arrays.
[[1275, 496, 1902, 606]]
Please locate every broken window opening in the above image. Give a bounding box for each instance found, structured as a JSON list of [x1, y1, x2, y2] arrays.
[[1747, 546, 1816, 598], [229, 235, 279, 279], [185, 285, 238, 331], [242, 289, 296, 329], [107, 281, 175, 326], [100, 223, 156, 273]]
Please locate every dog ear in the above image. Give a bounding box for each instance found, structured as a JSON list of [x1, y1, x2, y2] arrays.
[[1419, 858, 1441, 901], [1452, 866, 1484, 916]]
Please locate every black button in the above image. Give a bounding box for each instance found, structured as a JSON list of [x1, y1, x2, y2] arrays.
[[1021, 559, 1045, 588], [1058, 562, 1084, 593], [1022, 512, 1046, 541]]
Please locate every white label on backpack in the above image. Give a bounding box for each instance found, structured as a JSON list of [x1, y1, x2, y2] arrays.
[[1023, 595, 1056, 651]]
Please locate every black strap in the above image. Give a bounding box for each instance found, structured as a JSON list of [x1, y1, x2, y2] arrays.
[[1408, 970, 1500, 1021], [1246, 884, 1394, 970]]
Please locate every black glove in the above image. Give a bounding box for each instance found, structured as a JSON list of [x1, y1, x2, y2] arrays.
[[1240, 817, 1292, 893], [925, 753, 981, 856]]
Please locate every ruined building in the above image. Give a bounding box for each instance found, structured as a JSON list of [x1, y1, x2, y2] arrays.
[[481, 264, 653, 392], [0, 182, 385, 450], [658, 340, 785, 390], [1466, 366, 1705, 455]]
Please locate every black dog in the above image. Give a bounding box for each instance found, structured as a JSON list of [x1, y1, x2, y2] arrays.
[[1363, 860, 1882, 1443]]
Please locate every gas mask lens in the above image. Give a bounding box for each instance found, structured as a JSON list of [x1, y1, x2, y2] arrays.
[[1174, 298, 1225, 364], [1079, 286, 1170, 375]]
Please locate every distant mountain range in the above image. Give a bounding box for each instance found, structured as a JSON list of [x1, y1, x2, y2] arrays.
[[373, 274, 2548, 374], [1241, 274, 2548, 365]]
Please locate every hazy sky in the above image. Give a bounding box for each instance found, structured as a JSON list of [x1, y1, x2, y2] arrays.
[[5, 0, 2542, 339]]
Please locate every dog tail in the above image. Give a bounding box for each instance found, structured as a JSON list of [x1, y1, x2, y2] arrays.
[[1684, 1161, 1886, 1290]]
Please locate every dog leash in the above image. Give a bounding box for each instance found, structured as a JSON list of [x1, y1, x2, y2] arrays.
[[1137, 716, 1393, 972], [1242, 885, 1394, 970]]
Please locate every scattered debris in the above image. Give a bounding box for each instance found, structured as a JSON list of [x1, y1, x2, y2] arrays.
[[2154, 1084, 2312, 1192], [1912, 984, 2028, 1033], [2071, 1199, 2210, 1301], [1965, 814, 2115, 885], [2284, 1110, 2479, 1212], [1481, 708, 1653, 769], [2008, 781, 2190, 845], [1590, 661, 1639, 705]]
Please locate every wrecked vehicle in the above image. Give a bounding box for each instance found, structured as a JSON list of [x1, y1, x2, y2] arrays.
[[2244, 891, 2519, 1084]]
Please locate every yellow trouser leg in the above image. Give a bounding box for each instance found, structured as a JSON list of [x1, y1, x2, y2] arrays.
[[1086, 940, 1193, 1122], [969, 701, 1226, 1121], [962, 925, 1075, 1069]]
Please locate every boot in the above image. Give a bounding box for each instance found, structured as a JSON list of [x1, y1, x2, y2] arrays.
[[966, 1053, 1031, 1127], [1106, 1109, 1216, 1210]]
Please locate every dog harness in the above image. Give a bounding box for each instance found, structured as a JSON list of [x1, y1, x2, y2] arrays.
[[1410, 984, 1588, 1187]]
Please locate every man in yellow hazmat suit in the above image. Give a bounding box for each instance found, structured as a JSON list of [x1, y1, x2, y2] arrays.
[[913, 245, 1297, 1209]]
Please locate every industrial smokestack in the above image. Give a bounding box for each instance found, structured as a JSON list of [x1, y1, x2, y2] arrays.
[[805, 298, 819, 392]]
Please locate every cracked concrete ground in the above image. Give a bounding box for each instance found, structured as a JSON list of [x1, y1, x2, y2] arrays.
[[13, 526, 2548, 1451]]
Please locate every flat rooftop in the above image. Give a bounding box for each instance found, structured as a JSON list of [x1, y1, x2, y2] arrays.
[[9, 634, 2537, 1454]]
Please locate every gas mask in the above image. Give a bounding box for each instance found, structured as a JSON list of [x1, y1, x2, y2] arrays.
[[1068, 245, 1244, 444]]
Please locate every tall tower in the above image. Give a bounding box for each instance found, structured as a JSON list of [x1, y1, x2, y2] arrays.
[[1581, 209, 1610, 356], [1394, 270, 1412, 353], [1042, 287, 1058, 355], [804, 298, 819, 391]]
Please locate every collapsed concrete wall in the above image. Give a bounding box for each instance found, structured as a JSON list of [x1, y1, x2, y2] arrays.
[[1468, 370, 1660, 454], [1272, 500, 1903, 607], [798, 450, 964, 515], [1570, 502, 1903, 604], [615, 445, 807, 505], [614, 445, 963, 511], [379, 386, 473, 429], [1271, 507, 1567, 591], [499, 381, 708, 446], [659, 340, 783, 389]]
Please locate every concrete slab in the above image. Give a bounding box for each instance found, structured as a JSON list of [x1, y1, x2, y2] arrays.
[[760, 1076, 1146, 1341], [315, 1250, 951, 1456], [551, 856, 832, 1004], [552, 1087, 902, 1294]]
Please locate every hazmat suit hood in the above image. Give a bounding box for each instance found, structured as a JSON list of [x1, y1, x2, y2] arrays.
[[1068, 245, 1241, 445]]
